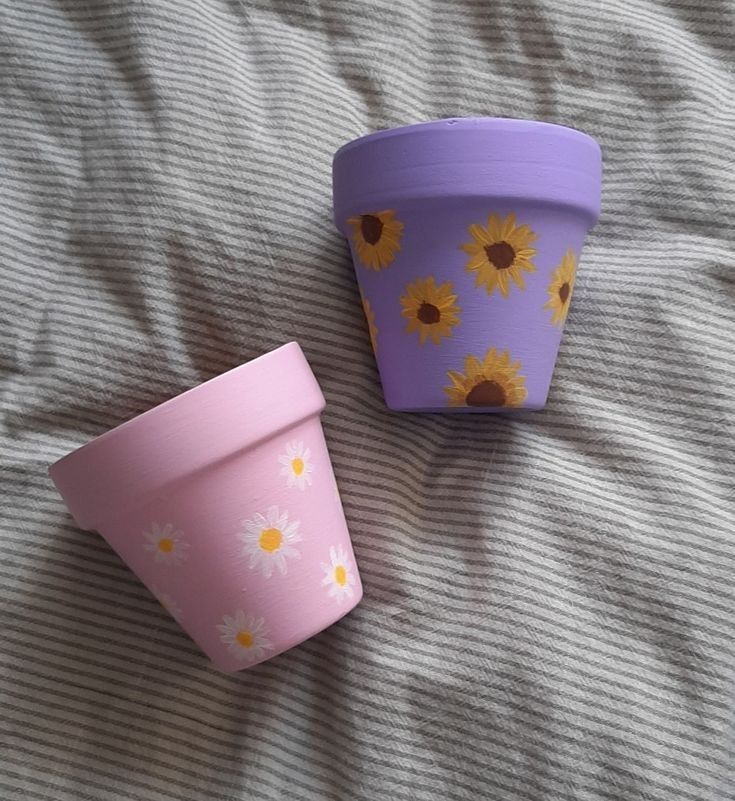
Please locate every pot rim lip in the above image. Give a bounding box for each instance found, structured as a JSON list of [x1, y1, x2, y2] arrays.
[[48, 342, 326, 532], [334, 116, 600, 160], [49, 341, 307, 475]]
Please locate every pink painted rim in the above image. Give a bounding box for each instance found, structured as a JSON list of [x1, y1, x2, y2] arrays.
[[49, 342, 325, 531]]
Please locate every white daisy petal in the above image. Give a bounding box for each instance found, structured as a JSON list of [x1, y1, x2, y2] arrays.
[[152, 587, 183, 619], [239, 506, 302, 579], [320, 545, 357, 603], [217, 610, 274, 663], [143, 523, 190, 566], [277, 440, 315, 491]]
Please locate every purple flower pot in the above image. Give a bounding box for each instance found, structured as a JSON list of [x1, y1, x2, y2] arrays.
[[332, 118, 602, 413]]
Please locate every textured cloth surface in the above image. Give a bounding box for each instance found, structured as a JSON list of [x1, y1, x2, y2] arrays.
[[1, 1, 734, 800]]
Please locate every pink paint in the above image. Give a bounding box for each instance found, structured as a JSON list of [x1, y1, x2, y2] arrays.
[[49, 342, 362, 671]]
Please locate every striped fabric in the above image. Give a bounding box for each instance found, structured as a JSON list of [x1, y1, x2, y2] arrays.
[[1, 1, 734, 799]]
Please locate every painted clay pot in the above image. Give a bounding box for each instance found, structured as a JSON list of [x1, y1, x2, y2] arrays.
[[49, 342, 362, 672], [333, 117, 602, 412]]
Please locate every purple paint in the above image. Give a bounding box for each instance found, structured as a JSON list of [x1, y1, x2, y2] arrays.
[[333, 118, 602, 412]]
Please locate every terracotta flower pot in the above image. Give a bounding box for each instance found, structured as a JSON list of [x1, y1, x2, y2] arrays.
[[50, 343, 362, 671], [333, 117, 602, 412]]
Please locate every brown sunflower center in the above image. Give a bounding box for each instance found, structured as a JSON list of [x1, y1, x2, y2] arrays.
[[417, 302, 441, 324], [484, 241, 515, 270], [361, 215, 384, 245], [466, 380, 507, 407], [558, 282, 570, 304]]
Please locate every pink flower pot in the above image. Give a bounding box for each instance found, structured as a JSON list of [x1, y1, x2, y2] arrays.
[[49, 342, 363, 672]]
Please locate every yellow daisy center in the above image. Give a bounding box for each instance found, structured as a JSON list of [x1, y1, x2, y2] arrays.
[[559, 282, 570, 303], [236, 631, 254, 648], [417, 302, 441, 324], [158, 538, 174, 553], [466, 380, 506, 407], [334, 565, 347, 586], [291, 457, 305, 476], [259, 527, 283, 552], [484, 241, 515, 270]]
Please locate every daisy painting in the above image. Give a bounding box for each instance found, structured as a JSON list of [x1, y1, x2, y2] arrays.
[[278, 440, 314, 490], [153, 587, 182, 620], [321, 545, 357, 602], [143, 523, 190, 566], [239, 506, 302, 578], [461, 212, 537, 297], [217, 610, 273, 663]]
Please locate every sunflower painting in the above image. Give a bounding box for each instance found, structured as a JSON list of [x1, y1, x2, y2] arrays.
[[361, 293, 379, 353], [400, 277, 460, 345], [347, 210, 404, 270], [544, 249, 577, 326], [444, 348, 528, 408], [461, 213, 537, 297]]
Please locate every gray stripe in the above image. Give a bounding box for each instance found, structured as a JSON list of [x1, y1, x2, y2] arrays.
[[5, 590, 733, 770], [5, 569, 732, 723], [5, 458, 735, 583], [16, 517, 735, 648], [6, 486, 735, 621], [2, 11, 730, 99], [8, 565, 732, 725], [5, 541, 733, 706], [2, 653, 722, 801], [2, 0, 734, 799], [8, 464, 735, 575], [7, 568, 735, 724]]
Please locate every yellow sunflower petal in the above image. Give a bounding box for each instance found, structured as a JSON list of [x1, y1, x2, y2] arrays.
[[464, 355, 484, 379], [488, 215, 503, 241], [406, 282, 423, 301], [444, 347, 528, 409], [446, 370, 467, 389], [400, 276, 461, 346], [436, 293, 459, 310], [510, 268, 526, 291], [422, 279, 438, 303], [493, 349, 509, 370], [477, 349, 493, 371], [506, 385, 528, 406], [463, 213, 538, 297], [349, 210, 404, 271], [465, 252, 489, 270], [497, 270, 510, 297], [500, 213, 517, 239], [544, 249, 577, 327], [475, 267, 498, 292], [469, 223, 491, 245]]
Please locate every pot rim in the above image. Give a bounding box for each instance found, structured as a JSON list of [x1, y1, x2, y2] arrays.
[[49, 342, 325, 530], [333, 116, 602, 228]]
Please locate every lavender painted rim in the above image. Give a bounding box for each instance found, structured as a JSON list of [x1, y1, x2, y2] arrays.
[[333, 117, 602, 227]]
